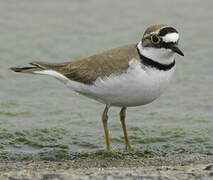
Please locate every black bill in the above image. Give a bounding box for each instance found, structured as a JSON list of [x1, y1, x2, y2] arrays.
[[169, 44, 184, 56]]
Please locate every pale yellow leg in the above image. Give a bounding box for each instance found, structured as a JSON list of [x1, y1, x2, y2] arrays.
[[120, 107, 131, 150], [102, 105, 113, 151]]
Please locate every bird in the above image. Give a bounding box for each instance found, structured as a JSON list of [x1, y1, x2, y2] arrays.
[[11, 24, 184, 152]]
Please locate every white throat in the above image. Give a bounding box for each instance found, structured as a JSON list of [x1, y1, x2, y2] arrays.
[[137, 41, 175, 65]]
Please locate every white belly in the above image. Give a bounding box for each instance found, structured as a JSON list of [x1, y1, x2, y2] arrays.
[[66, 63, 175, 107], [35, 61, 175, 107]]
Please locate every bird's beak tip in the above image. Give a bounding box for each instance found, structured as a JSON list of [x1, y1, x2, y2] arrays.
[[170, 45, 184, 56]]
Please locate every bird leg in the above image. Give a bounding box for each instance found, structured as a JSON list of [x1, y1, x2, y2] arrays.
[[102, 105, 113, 151], [120, 107, 131, 150]]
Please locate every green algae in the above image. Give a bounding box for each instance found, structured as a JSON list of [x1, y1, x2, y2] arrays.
[[136, 137, 168, 144], [0, 143, 212, 162], [0, 111, 16, 117], [0, 129, 15, 140], [162, 144, 173, 149], [0, 128, 70, 152], [111, 137, 123, 143], [129, 127, 145, 134], [0, 144, 4, 149], [0, 111, 29, 117], [73, 141, 99, 148], [0, 148, 156, 162], [0, 124, 212, 163], [0, 101, 18, 108]]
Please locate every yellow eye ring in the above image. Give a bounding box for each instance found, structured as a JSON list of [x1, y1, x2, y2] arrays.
[[151, 35, 161, 44]]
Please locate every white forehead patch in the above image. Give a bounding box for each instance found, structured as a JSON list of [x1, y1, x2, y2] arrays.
[[162, 33, 179, 43]]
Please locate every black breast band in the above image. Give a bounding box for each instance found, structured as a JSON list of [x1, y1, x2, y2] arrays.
[[136, 47, 175, 71]]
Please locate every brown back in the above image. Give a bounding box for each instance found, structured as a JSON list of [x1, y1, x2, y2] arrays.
[[33, 44, 140, 84]]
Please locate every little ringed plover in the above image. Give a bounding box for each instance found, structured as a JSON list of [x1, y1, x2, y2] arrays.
[[11, 24, 184, 151]]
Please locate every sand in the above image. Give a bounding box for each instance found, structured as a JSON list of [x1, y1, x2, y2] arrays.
[[0, 154, 212, 180]]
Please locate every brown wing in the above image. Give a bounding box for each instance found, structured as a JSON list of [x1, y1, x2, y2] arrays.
[[32, 44, 140, 84]]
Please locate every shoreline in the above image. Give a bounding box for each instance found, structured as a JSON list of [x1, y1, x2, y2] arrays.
[[0, 154, 212, 180]]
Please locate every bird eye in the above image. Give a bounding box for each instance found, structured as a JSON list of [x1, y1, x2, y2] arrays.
[[151, 35, 161, 44]]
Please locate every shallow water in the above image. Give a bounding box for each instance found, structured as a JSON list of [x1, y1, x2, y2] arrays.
[[0, 0, 213, 161]]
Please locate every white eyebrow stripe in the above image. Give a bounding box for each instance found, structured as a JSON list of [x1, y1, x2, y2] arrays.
[[162, 33, 179, 43]]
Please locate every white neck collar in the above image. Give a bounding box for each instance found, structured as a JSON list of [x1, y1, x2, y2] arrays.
[[137, 41, 175, 65]]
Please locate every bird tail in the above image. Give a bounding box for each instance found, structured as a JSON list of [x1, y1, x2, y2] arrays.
[[10, 61, 69, 82], [10, 62, 45, 73]]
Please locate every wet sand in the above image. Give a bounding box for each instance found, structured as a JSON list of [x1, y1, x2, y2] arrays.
[[0, 154, 213, 180]]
